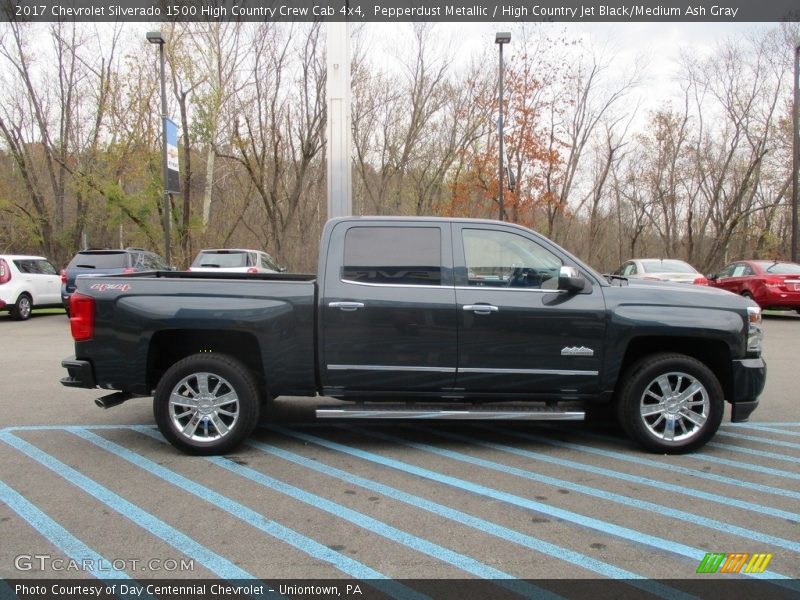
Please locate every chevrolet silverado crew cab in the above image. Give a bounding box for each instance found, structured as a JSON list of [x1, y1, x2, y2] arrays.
[[61, 217, 766, 455]]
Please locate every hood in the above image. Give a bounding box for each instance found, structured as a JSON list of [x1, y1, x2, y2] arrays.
[[609, 276, 757, 310]]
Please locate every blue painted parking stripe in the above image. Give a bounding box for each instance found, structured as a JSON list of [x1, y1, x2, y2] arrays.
[[71, 428, 426, 600], [730, 425, 800, 437], [0, 429, 252, 580], [269, 427, 746, 565], [533, 426, 800, 501], [717, 430, 800, 450], [0, 480, 131, 581], [707, 441, 800, 465], [473, 425, 800, 522], [688, 454, 800, 482], [351, 426, 800, 554], [242, 440, 705, 600]]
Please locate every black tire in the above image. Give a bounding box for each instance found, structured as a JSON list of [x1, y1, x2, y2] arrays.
[[616, 353, 724, 454], [11, 293, 32, 320], [153, 353, 260, 455]]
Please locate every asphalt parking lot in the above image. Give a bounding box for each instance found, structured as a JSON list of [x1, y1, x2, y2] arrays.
[[0, 311, 798, 598]]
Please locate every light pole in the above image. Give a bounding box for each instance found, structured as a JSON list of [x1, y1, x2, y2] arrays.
[[792, 42, 799, 263], [495, 32, 510, 222], [147, 31, 170, 266]]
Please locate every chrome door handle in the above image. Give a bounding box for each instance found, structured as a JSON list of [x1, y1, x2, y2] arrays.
[[462, 304, 499, 315], [329, 301, 365, 312]]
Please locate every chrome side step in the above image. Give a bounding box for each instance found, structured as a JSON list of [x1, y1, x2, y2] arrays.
[[316, 403, 585, 421]]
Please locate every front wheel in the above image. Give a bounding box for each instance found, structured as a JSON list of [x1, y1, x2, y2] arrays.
[[154, 353, 260, 455], [616, 353, 724, 454]]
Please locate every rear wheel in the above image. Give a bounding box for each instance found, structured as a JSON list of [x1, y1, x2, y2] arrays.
[[11, 294, 32, 320], [154, 353, 260, 455], [616, 353, 723, 453]]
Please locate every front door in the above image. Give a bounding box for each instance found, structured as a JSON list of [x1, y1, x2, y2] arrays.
[[320, 222, 458, 395], [454, 225, 606, 396]]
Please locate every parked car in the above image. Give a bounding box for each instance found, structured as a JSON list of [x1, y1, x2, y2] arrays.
[[189, 249, 284, 274], [708, 260, 800, 313], [61, 248, 170, 314], [612, 259, 708, 285], [0, 255, 63, 320]]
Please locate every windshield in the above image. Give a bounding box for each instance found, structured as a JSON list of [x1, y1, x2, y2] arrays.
[[193, 251, 251, 268], [640, 260, 697, 274]]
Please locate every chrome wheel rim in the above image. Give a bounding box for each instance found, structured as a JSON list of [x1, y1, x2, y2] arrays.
[[639, 371, 710, 442], [168, 372, 239, 443]]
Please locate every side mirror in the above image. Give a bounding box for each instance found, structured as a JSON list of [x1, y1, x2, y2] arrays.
[[558, 266, 587, 293], [707, 273, 717, 281], [278, 265, 287, 273]]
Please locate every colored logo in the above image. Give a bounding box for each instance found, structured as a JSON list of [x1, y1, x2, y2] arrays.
[[696, 552, 773, 574]]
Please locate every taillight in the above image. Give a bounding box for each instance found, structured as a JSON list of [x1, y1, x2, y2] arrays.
[[693, 276, 709, 285], [247, 267, 259, 273], [122, 268, 136, 274], [69, 293, 95, 341], [764, 277, 783, 288], [0, 259, 10, 284], [60, 269, 67, 284]]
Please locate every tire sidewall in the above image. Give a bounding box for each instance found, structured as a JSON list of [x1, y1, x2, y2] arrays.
[[154, 353, 260, 455], [617, 353, 724, 454]]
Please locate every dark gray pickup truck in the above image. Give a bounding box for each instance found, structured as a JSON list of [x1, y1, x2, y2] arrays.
[[61, 217, 766, 455]]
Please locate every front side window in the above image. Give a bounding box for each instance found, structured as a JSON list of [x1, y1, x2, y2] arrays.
[[463, 229, 563, 288], [342, 227, 441, 285]]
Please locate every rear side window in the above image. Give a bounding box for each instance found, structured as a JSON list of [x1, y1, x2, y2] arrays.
[[14, 259, 55, 275], [68, 252, 129, 269], [342, 227, 441, 285]]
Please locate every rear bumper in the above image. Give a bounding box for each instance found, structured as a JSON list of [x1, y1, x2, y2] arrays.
[[60, 357, 96, 389], [755, 290, 800, 310], [728, 357, 766, 422]]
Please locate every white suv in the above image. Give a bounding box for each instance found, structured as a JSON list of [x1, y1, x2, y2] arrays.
[[0, 255, 63, 320], [189, 249, 284, 274]]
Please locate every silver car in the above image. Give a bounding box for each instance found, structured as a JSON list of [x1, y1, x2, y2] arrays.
[[613, 258, 709, 285], [189, 249, 284, 274]]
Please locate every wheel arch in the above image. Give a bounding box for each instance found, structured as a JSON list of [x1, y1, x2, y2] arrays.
[[617, 336, 733, 402], [147, 330, 267, 400]]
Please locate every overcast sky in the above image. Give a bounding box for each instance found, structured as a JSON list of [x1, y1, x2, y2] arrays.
[[362, 20, 773, 115]]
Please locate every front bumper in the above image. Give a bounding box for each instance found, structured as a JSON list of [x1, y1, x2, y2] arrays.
[[60, 357, 96, 389], [729, 356, 766, 422]]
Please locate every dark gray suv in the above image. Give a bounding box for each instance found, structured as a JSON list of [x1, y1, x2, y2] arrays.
[[61, 248, 170, 314]]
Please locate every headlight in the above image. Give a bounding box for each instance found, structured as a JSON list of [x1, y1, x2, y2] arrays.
[[747, 306, 763, 354]]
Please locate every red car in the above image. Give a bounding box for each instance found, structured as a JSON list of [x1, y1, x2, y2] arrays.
[[708, 260, 800, 313]]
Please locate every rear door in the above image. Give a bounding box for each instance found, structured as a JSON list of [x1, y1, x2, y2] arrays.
[[453, 224, 606, 395], [320, 221, 458, 394], [14, 259, 60, 304]]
